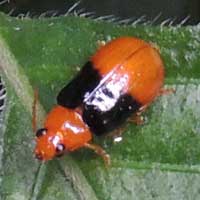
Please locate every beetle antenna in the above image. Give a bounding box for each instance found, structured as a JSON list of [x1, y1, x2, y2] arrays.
[[32, 88, 38, 132]]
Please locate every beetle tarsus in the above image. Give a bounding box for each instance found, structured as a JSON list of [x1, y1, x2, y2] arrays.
[[84, 143, 111, 166], [159, 88, 175, 96], [128, 113, 144, 125], [128, 104, 149, 125]]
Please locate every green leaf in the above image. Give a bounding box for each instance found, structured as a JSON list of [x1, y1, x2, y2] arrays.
[[0, 12, 200, 199]]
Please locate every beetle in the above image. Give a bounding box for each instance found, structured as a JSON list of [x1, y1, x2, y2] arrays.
[[34, 36, 169, 165]]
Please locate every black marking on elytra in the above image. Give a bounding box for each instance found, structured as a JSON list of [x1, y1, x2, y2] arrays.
[[57, 61, 101, 108], [83, 94, 141, 136]]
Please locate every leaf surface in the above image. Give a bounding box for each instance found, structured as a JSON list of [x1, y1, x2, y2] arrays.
[[0, 13, 200, 199]]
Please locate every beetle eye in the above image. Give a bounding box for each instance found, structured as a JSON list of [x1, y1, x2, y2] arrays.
[[36, 128, 47, 137], [56, 144, 65, 153]]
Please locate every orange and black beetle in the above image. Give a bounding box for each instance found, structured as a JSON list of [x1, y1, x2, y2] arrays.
[[34, 37, 166, 165]]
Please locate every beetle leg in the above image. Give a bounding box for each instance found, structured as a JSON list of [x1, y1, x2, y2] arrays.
[[107, 127, 124, 143], [128, 113, 144, 125], [84, 143, 111, 166], [128, 104, 149, 125], [32, 88, 38, 132], [158, 88, 175, 96]]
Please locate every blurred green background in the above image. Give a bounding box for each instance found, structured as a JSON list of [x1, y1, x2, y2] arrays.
[[0, 0, 200, 25]]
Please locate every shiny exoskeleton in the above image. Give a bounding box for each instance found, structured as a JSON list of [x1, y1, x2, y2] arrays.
[[57, 61, 142, 136], [34, 37, 164, 164]]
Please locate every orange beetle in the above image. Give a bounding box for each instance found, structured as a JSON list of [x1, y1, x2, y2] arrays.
[[34, 37, 166, 164]]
